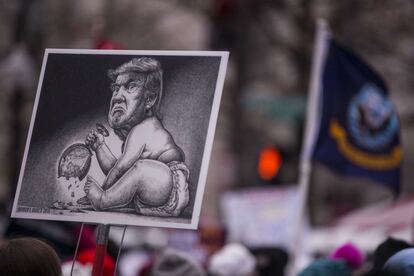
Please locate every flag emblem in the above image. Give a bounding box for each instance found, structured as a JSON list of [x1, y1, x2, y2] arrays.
[[347, 83, 398, 150]]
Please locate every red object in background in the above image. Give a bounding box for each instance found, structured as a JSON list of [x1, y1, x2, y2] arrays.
[[77, 248, 115, 276], [138, 257, 155, 276], [95, 39, 124, 50], [257, 146, 282, 181], [73, 224, 96, 251], [213, 0, 238, 18]]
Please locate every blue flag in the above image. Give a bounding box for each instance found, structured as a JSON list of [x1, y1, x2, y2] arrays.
[[311, 39, 402, 194]]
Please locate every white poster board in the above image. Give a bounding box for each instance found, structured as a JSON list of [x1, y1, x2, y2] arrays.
[[12, 49, 228, 229], [221, 186, 300, 250]]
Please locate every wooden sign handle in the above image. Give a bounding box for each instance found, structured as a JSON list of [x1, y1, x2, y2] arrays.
[[92, 224, 110, 276]]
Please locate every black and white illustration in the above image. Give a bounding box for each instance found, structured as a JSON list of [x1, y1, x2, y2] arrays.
[[12, 49, 228, 229]]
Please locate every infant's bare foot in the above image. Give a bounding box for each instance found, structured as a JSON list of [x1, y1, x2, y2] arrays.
[[76, 196, 90, 205], [84, 175, 103, 210]]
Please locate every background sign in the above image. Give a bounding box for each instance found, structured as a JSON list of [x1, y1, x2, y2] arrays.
[[221, 186, 299, 250]]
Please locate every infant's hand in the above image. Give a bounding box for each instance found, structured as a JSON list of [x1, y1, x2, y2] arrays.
[[84, 175, 103, 210], [85, 130, 104, 151]]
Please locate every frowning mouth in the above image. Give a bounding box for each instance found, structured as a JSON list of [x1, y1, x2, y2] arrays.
[[111, 104, 126, 115]]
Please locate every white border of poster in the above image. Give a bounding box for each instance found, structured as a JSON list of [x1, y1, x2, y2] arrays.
[[12, 49, 228, 229]]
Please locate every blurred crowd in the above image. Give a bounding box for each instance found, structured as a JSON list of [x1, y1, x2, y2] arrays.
[[1, 223, 414, 275], [1, 219, 290, 275]]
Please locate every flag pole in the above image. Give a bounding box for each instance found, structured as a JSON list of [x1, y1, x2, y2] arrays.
[[289, 19, 330, 275], [92, 224, 110, 276]]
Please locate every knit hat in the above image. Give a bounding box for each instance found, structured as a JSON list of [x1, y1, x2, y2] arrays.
[[208, 243, 256, 276], [151, 248, 205, 276], [330, 243, 364, 269], [299, 259, 352, 276], [383, 248, 414, 276]]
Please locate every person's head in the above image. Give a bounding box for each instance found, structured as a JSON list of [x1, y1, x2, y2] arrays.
[[298, 259, 352, 276], [151, 248, 205, 276], [330, 242, 364, 270], [382, 248, 414, 276], [250, 247, 289, 276], [363, 237, 412, 276], [108, 57, 163, 131], [208, 243, 256, 276], [372, 237, 412, 269], [0, 237, 61, 276]]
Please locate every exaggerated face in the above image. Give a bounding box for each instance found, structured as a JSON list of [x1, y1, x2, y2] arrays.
[[108, 72, 147, 129]]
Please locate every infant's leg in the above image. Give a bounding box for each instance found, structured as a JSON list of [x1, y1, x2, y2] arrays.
[[100, 159, 173, 209]]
